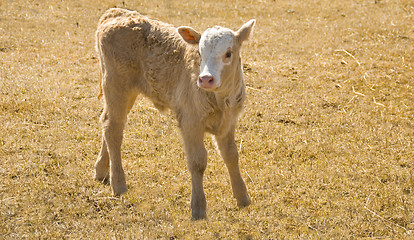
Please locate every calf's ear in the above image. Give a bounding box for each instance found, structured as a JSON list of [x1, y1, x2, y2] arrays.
[[236, 19, 256, 44], [177, 26, 201, 45]]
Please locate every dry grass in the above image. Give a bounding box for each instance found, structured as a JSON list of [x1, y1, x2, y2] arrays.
[[1, 0, 414, 238]]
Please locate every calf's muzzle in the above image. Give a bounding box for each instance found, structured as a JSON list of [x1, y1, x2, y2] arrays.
[[198, 75, 216, 90]]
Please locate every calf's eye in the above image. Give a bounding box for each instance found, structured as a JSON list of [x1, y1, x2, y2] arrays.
[[225, 51, 232, 58]]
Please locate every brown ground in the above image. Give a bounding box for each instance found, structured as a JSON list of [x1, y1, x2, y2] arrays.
[[1, 0, 413, 238]]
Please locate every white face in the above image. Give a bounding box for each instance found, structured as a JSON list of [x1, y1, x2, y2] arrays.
[[198, 27, 235, 91]]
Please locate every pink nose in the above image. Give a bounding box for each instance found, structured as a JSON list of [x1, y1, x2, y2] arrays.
[[198, 75, 215, 89]]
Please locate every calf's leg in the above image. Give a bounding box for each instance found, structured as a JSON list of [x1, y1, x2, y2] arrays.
[[96, 83, 137, 196], [181, 127, 208, 220], [216, 130, 251, 207], [95, 137, 110, 183]]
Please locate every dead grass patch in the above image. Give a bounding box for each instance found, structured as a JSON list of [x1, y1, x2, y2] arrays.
[[1, 0, 413, 238]]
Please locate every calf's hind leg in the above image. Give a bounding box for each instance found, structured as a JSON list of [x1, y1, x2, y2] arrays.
[[95, 137, 110, 183], [95, 83, 138, 196]]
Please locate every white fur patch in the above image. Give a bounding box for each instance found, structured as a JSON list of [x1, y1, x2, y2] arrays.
[[198, 27, 234, 89]]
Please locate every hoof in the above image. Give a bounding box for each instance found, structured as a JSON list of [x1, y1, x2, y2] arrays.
[[94, 173, 110, 185], [191, 211, 207, 220], [112, 183, 128, 196], [237, 195, 251, 208], [94, 167, 109, 182]]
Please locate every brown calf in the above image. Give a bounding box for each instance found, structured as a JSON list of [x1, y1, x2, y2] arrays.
[[95, 8, 255, 219]]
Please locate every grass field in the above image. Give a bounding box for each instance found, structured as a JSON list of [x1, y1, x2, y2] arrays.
[[1, 0, 414, 238]]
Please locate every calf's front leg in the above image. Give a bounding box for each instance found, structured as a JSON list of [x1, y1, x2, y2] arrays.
[[216, 130, 251, 208], [181, 127, 208, 220]]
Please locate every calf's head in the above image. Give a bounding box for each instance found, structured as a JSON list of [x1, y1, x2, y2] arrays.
[[178, 20, 256, 92]]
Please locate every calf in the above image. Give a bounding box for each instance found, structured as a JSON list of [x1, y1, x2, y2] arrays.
[[95, 8, 255, 219]]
